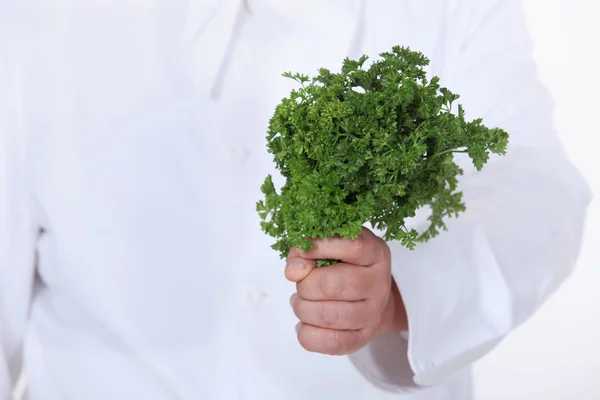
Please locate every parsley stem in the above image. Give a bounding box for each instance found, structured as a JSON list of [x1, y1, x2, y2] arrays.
[[429, 148, 468, 159]]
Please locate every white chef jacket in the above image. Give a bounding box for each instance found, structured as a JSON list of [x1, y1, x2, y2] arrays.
[[0, 0, 592, 399]]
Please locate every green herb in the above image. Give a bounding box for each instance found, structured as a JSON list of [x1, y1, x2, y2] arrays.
[[256, 46, 508, 261]]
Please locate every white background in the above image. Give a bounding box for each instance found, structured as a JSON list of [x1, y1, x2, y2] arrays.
[[12, 1, 600, 399], [473, 1, 600, 399]]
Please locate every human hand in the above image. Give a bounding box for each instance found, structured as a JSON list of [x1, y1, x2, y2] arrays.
[[285, 228, 408, 356]]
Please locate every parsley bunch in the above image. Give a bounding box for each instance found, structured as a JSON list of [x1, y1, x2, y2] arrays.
[[257, 46, 508, 261]]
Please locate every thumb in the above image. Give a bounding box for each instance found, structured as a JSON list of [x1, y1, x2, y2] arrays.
[[284, 248, 316, 283]]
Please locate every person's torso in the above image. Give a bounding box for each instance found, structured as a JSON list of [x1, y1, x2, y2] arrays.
[[6, 1, 471, 398]]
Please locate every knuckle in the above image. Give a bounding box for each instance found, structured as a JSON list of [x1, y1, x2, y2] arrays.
[[346, 305, 364, 327], [319, 271, 346, 299], [348, 235, 365, 258], [379, 238, 391, 262], [346, 269, 365, 296], [319, 305, 341, 328], [369, 235, 388, 265]]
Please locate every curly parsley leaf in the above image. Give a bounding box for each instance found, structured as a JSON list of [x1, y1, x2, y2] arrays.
[[257, 46, 509, 259]]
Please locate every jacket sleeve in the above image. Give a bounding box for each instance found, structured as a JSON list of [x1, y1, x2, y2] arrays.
[[0, 33, 38, 398], [349, 0, 592, 392]]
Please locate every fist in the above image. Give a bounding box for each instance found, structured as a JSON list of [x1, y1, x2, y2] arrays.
[[285, 227, 407, 356]]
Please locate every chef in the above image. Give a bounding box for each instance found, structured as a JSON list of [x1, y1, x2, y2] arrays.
[[0, 0, 591, 399]]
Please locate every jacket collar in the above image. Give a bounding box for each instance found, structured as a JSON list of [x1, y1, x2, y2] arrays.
[[185, 0, 365, 99]]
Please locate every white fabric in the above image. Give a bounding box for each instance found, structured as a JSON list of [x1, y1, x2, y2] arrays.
[[0, 0, 591, 399]]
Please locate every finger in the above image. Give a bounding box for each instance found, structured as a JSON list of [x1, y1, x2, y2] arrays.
[[285, 247, 317, 283], [295, 322, 369, 356], [290, 293, 373, 330], [296, 263, 375, 301], [300, 227, 389, 267]]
